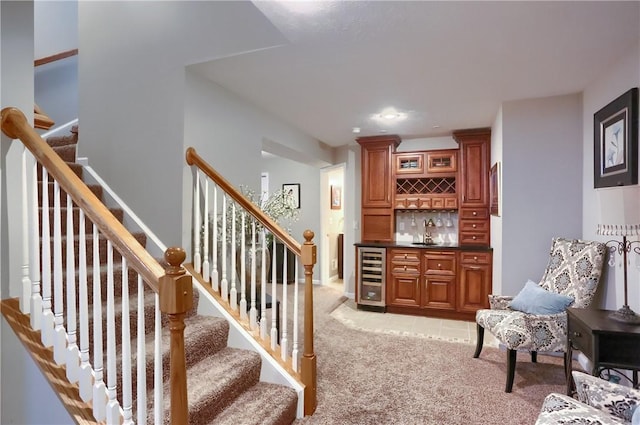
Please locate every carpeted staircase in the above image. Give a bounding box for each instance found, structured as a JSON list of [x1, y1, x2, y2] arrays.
[[40, 127, 298, 424]]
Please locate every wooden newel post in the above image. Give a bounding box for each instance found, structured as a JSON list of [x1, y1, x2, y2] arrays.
[[301, 230, 317, 416], [159, 247, 193, 425]]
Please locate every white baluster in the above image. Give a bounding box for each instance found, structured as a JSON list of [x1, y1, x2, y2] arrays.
[[105, 241, 120, 424], [193, 170, 201, 274], [137, 275, 147, 425], [92, 225, 106, 421], [52, 180, 66, 364], [292, 262, 300, 372], [28, 152, 42, 326], [154, 294, 163, 425], [239, 212, 247, 320], [221, 195, 228, 301], [78, 210, 92, 401], [271, 237, 278, 350], [40, 168, 54, 346], [230, 202, 237, 310], [121, 259, 133, 425], [249, 220, 257, 329], [211, 185, 219, 291], [281, 246, 289, 360], [21, 150, 30, 314], [260, 230, 267, 340], [203, 179, 210, 282], [66, 193, 79, 383]]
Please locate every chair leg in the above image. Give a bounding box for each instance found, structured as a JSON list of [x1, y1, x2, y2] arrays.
[[473, 324, 484, 358], [531, 351, 537, 363], [506, 349, 517, 393]]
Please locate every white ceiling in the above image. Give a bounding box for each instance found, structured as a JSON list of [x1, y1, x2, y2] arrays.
[[190, 1, 640, 148]]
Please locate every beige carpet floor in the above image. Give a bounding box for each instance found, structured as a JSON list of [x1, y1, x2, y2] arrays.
[[291, 285, 566, 425]]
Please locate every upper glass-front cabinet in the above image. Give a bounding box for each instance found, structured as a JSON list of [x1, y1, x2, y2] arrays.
[[394, 153, 424, 175], [426, 150, 457, 174]]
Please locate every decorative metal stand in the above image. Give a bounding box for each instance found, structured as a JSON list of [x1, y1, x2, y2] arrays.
[[601, 230, 640, 325]]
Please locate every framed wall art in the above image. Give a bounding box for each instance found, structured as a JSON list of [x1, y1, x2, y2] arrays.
[[593, 87, 638, 188], [282, 183, 300, 209], [490, 161, 500, 216], [330, 185, 342, 210]]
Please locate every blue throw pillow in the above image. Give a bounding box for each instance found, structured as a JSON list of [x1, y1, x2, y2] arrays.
[[509, 280, 574, 315]]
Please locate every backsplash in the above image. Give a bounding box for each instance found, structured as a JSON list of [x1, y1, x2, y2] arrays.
[[395, 210, 458, 244]]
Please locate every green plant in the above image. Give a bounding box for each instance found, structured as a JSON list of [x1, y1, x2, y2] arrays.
[[218, 185, 299, 246]]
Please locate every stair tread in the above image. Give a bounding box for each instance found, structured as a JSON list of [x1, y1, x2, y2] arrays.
[[156, 347, 262, 425], [211, 381, 298, 425]]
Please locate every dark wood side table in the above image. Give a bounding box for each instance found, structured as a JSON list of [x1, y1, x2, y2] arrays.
[[566, 308, 640, 395]]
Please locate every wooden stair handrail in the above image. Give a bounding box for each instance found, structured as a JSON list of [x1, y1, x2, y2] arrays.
[[34, 48, 78, 67], [1, 107, 164, 291], [185, 147, 301, 257], [34, 103, 55, 130]]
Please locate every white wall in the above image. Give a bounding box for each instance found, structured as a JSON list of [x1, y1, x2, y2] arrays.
[[490, 106, 503, 295], [34, 0, 77, 59], [34, 55, 78, 127], [1, 0, 34, 299], [183, 70, 330, 262], [1, 318, 72, 424], [78, 1, 290, 246], [501, 93, 583, 296], [582, 41, 640, 311], [1, 2, 67, 421], [262, 155, 321, 278]]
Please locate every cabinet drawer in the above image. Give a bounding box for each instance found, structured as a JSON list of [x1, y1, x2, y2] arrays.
[[459, 208, 489, 219], [390, 264, 420, 275], [431, 196, 458, 210], [423, 253, 456, 275], [459, 220, 489, 232], [568, 317, 592, 357], [460, 252, 491, 265], [459, 231, 490, 245], [389, 249, 421, 264]]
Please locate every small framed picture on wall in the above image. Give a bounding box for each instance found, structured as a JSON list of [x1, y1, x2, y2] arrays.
[[331, 185, 342, 210]]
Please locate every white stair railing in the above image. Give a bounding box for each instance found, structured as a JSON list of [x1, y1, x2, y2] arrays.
[[3, 107, 191, 424]]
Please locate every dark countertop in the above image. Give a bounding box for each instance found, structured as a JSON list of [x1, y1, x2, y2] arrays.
[[354, 241, 493, 251]]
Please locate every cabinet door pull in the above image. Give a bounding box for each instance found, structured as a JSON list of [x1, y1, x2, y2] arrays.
[[403, 265, 407, 271], [472, 211, 477, 216], [472, 236, 477, 240], [473, 256, 478, 260], [469, 266, 481, 270], [472, 224, 477, 228], [572, 331, 581, 338]]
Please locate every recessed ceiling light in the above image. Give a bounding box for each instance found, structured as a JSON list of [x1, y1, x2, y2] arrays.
[[432, 125, 441, 129], [371, 108, 408, 123], [352, 127, 361, 134], [379, 129, 388, 133]]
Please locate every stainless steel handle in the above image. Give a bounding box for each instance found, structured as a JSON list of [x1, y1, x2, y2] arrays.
[[572, 332, 581, 338]]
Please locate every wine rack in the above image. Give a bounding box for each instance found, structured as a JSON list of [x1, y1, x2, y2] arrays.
[[357, 247, 386, 310]]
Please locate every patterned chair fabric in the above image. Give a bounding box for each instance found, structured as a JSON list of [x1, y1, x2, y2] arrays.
[[474, 237, 606, 392], [535, 371, 640, 424]]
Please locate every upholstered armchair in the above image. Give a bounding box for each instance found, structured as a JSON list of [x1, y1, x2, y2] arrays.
[[473, 237, 606, 392], [536, 371, 640, 424]]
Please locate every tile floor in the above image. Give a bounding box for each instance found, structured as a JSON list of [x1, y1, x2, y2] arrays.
[[326, 280, 499, 347]]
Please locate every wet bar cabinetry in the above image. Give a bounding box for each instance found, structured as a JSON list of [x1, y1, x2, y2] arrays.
[[355, 128, 493, 320], [357, 135, 401, 242], [393, 149, 458, 211], [454, 128, 491, 246], [387, 249, 422, 308], [373, 245, 491, 320]]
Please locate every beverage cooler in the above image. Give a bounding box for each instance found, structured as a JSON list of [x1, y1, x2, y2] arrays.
[[357, 247, 386, 311]]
